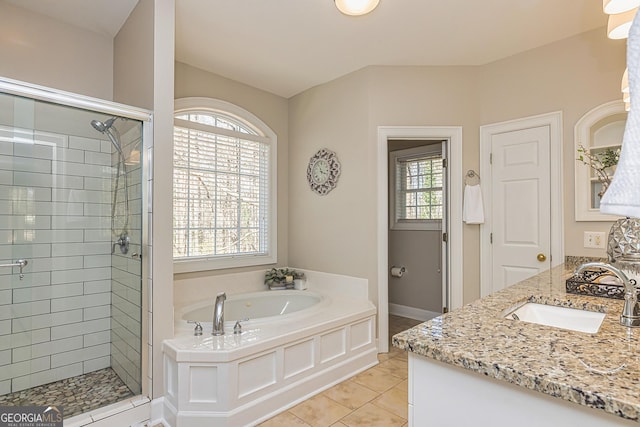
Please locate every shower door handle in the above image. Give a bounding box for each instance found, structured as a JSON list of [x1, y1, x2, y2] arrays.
[[131, 253, 142, 260]]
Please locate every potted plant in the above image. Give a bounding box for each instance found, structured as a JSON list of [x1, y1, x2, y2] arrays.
[[577, 144, 620, 198], [264, 267, 306, 289]]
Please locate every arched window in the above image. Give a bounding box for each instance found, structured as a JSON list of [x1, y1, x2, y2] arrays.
[[173, 98, 277, 272]]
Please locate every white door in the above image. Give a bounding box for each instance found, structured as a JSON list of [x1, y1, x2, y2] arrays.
[[488, 125, 551, 294]]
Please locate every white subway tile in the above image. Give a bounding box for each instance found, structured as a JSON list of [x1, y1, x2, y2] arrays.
[[13, 142, 54, 160], [83, 305, 110, 321], [0, 360, 29, 381], [50, 242, 109, 257], [0, 154, 51, 174], [50, 343, 110, 368], [0, 215, 51, 230], [83, 255, 111, 269], [0, 171, 11, 185], [68, 136, 101, 152], [83, 330, 110, 347], [12, 309, 82, 333], [83, 229, 111, 242], [51, 215, 109, 230], [51, 293, 110, 313], [0, 230, 11, 243], [0, 272, 51, 291], [83, 202, 111, 217], [13, 282, 84, 303], [84, 151, 111, 166], [0, 349, 11, 366], [0, 185, 51, 201], [0, 290, 11, 305], [0, 300, 50, 321], [31, 336, 83, 359], [55, 160, 111, 179], [83, 279, 111, 293], [13, 229, 83, 244], [0, 320, 10, 335], [51, 317, 109, 340], [50, 266, 110, 284], [0, 380, 9, 395], [11, 363, 82, 392], [55, 147, 84, 163], [12, 201, 84, 216], [83, 355, 110, 374], [0, 327, 49, 350], [51, 188, 108, 204], [83, 177, 111, 191], [50, 257, 84, 271], [33, 131, 66, 148]]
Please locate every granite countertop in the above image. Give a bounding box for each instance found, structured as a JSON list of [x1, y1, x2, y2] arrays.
[[392, 264, 640, 423]]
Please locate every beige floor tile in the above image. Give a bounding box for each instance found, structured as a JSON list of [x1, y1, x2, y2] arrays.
[[257, 411, 311, 426], [330, 423, 349, 427], [351, 366, 403, 393], [340, 403, 406, 427], [394, 379, 408, 393], [322, 380, 379, 410], [289, 394, 352, 427], [372, 386, 408, 419], [377, 358, 408, 379]]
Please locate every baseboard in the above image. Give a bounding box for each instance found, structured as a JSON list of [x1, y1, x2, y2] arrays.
[[389, 303, 440, 321]]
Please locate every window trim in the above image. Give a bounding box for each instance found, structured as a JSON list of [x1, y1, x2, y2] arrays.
[[389, 145, 443, 231], [173, 97, 277, 273]]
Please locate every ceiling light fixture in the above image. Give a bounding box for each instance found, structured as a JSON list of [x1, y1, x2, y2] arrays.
[[603, 0, 640, 14], [607, 7, 639, 39], [335, 0, 380, 16]]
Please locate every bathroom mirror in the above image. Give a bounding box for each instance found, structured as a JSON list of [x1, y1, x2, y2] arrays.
[[574, 100, 627, 221]]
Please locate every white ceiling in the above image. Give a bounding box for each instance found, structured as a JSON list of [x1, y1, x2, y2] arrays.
[[9, 0, 608, 98]]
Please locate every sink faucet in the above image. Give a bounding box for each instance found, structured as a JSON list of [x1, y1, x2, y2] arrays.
[[576, 262, 640, 328], [212, 292, 226, 335]]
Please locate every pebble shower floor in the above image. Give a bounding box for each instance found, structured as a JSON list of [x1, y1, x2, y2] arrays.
[[0, 368, 133, 418]]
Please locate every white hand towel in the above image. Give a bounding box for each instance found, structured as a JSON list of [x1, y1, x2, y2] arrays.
[[463, 184, 485, 224]]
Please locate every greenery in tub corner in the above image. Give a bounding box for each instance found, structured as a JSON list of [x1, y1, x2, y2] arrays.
[[264, 267, 306, 286]]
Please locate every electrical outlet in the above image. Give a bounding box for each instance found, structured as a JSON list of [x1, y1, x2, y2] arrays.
[[584, 231, 606, 249]]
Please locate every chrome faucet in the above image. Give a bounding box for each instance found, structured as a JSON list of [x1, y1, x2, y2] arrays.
[[212, 292, 226, 336], [576, 262, 640, 328]]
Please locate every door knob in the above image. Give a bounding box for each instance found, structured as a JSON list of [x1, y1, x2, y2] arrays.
[[537, 253, 547, 262]]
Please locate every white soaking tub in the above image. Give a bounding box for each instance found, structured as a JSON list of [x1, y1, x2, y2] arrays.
[[162, 288, 377, 427]]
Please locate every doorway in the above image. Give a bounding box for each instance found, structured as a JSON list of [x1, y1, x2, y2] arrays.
[[387, 140, 446, 321], [479, 112, 564, 296], [377, 126, 463, 353]]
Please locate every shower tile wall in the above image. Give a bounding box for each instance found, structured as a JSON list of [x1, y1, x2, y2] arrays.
[[0, 124, 114, 394], [110, 125, 142, 395]]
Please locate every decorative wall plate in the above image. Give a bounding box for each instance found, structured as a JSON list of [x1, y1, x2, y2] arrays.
[[307, 148, 341, 195]]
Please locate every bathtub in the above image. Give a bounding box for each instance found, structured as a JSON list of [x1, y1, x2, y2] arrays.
[[178, 290, 325, 327], [162, 287, 377, 427]]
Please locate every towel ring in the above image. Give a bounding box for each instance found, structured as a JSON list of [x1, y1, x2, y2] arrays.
[[465, 170, 480, 185]]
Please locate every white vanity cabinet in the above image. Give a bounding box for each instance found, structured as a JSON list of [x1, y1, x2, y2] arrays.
[[408, 352, 636, 427]]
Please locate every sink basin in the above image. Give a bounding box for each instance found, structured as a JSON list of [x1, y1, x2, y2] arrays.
[[505, 302, 605, 333]]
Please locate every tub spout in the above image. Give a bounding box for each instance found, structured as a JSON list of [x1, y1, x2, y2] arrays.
[[212, 292, 226, 336], [576, 262, 640, 328]]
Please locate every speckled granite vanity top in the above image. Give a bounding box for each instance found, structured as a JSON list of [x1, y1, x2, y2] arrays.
[[392, 264, 640, 422]]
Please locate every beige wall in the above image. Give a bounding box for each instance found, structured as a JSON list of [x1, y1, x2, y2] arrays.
[[0, 2, 113, 100], [173, 62, 290, 285], [288, 27, 624, 307], [114, 0, 154, 110], [479, 27, 626, 259]]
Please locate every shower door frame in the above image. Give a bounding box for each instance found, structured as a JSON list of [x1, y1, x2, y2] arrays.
[[0, 76, 153, 414]]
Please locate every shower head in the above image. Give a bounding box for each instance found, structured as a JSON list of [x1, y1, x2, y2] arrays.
[[91, 117, 123, 155], [90, 117, 117, 133]]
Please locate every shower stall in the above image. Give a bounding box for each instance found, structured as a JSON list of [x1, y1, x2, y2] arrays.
[[0, 78, 149, 418]]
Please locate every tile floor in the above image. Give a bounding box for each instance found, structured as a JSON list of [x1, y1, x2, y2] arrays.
[[258, 315, 423, 427]]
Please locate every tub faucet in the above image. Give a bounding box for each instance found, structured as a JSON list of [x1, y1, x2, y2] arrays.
[[576, 262, 640, 328], [212, 292, 226, 336]]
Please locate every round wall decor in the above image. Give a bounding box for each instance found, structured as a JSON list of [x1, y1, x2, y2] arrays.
[[307, 148, 341, 195]]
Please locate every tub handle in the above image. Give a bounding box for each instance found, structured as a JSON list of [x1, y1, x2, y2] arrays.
[[187, 321, 203, 336], [234, 318, 249, 335]]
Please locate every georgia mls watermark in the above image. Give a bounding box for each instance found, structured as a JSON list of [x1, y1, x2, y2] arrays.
[[0, 406, 63, 427]]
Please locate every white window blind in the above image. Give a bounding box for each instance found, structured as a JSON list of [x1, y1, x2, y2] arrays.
[[173, 111, 271, 266]]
